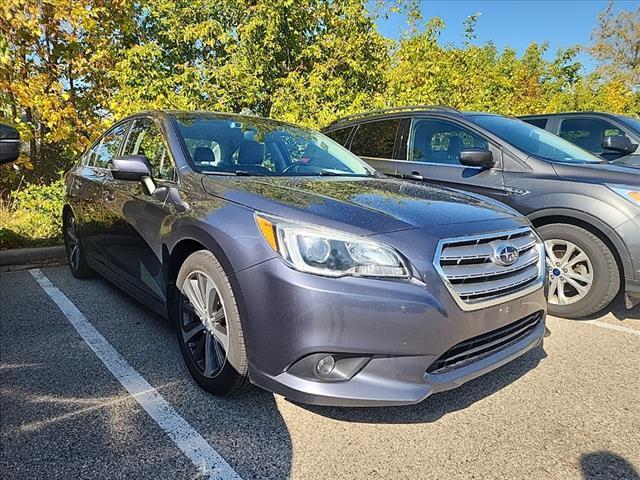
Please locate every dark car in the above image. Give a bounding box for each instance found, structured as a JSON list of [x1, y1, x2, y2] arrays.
[[520, 112, 640, 167], [63, 111, 547, 407], [0, 123, 21, 164], [324, 106, 640, 319]]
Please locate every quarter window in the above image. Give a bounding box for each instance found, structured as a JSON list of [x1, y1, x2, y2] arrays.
[[410, 119, 488, 165], [559, 118, 625, 154], [123, 118, 175, 180], [524, 118, 548, 129], [350, 120, 400, 159], [325, 127, 353, 146], [88, 123, 128, 168]]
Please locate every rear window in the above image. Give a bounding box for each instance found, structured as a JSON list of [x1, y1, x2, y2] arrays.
[[350, 120, 400, 159]]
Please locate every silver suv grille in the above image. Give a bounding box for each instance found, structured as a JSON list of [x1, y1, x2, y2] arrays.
[[434, 228, 545, 310]]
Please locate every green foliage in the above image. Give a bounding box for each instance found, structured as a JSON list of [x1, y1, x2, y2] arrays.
[[0, 177, 66, 249]]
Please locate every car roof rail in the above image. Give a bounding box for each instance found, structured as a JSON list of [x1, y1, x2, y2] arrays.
[[329, 105, 460, 126]]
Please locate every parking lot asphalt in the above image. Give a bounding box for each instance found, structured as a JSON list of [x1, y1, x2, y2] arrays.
[[1, 265, 639, 480]]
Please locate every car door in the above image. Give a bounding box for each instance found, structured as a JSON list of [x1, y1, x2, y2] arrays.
[[101, 116, 179, 309], [67, 123, 128, 265], [396, 117, 505, 201], [558, 116, 629, 161]]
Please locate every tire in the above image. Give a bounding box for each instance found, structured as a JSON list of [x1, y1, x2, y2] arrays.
[[63, 210, 93, 279], [174, 250, 248, 396], [538, 223, 619, 319]]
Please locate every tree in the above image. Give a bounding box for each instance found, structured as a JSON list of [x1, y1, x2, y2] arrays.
[[109, 0, 390, 128], [589, 1, 640, 88], [0, 0, 137, 186]]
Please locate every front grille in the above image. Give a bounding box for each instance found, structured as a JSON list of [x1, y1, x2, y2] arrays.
[[426, 311, 543, 374], [434, 227, 544, 310]]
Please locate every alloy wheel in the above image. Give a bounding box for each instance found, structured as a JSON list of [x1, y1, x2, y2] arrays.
[[179, 271, 229, 378], [545, 239, 594, 306], [65, 216, 81, 270]]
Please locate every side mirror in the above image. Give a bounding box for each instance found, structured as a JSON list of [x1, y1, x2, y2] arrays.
[[111, 155, 152, 181], [0, 123, 21, 164], [459, 149, 495, 169], [602, 135, 638, 155]]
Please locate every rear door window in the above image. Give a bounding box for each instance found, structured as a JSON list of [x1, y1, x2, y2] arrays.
[[559, 117, 625, 154], [350, 119, 400, 159]]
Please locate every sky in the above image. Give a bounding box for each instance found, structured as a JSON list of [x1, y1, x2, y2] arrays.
[[375, 0, 640, 72]]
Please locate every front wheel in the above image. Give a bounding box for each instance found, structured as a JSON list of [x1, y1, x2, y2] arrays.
[[174, 250, 248, 396], [63, 211, 93, 278], [538, 223, 620, 319]]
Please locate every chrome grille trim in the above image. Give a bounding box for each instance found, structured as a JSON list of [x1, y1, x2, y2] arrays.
[[434, 227, 546, 311]]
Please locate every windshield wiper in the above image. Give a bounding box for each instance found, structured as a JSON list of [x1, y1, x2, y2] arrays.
[[318, 170, 376, 177]]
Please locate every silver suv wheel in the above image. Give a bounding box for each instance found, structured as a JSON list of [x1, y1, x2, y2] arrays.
[[545, 239, 594, 306]]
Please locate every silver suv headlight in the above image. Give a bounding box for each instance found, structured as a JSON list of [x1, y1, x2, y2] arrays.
[[255, 213, 410, 278], [606, 184, 640, 207]]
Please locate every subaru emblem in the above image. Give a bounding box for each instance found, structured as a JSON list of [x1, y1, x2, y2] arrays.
[[492, 243, 519, 266]]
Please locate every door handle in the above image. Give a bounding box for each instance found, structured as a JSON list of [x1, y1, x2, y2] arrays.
[[409, 171, 424, 180], [103, 191, 115, 202]]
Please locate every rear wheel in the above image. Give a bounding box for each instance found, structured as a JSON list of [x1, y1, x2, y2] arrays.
[[174, 250, 248, 395], [63, 211, 93, 278], [538, 223, 619, 319]]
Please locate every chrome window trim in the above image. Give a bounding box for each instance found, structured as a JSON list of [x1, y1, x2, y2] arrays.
[[433, 227, 546, 311], [364, 156, 486, 170]]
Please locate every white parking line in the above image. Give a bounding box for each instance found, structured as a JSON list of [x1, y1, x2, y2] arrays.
[[583, 319, 640, 337], [29, 269, 242, 480]]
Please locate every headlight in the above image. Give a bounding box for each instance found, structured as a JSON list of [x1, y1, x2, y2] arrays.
[[255, 213, 410, 278], [607, 184, 640, 207]]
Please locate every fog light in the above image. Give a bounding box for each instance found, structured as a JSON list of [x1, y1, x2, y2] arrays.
[[316, 355, 336, 376]]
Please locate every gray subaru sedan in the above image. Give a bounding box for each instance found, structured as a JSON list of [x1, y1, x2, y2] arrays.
[[63, 111, 547, 406]]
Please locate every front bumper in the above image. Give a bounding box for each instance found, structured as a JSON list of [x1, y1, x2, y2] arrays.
[[615, 213, 640, 308], [624, 278, 640, 309], [233, 256, 547, 407]]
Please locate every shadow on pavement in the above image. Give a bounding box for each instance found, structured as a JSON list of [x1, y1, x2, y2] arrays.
[[584, 294, 640, 321], [298, 344, 546, 425], [580, 451, 640, 480]]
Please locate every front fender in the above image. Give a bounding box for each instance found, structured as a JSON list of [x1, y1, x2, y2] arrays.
[[527, 207, 632, 280]]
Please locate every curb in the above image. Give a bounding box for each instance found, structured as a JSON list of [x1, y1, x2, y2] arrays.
[[0, 245, 66, 266]]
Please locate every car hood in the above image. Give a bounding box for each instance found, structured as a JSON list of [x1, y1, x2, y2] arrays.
[[611, 155, 640, 168], [552, 161, 640, 186], [201, 176, 520, 234]]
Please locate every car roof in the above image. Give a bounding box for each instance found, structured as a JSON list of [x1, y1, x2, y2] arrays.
[[324, 106, 504, 130], [122, 110, 303, 130], [518, 111, 622, 120]]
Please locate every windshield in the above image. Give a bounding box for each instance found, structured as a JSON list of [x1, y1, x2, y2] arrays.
[[620, 115, 640, 134], [173, 115, 375, 177], [470, 115, 604, 164]]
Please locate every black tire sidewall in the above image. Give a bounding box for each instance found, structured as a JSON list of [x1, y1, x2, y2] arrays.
[[538, 223, 619, 318], [174, 250, 247, 395], [63, 211, 92, 279]]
